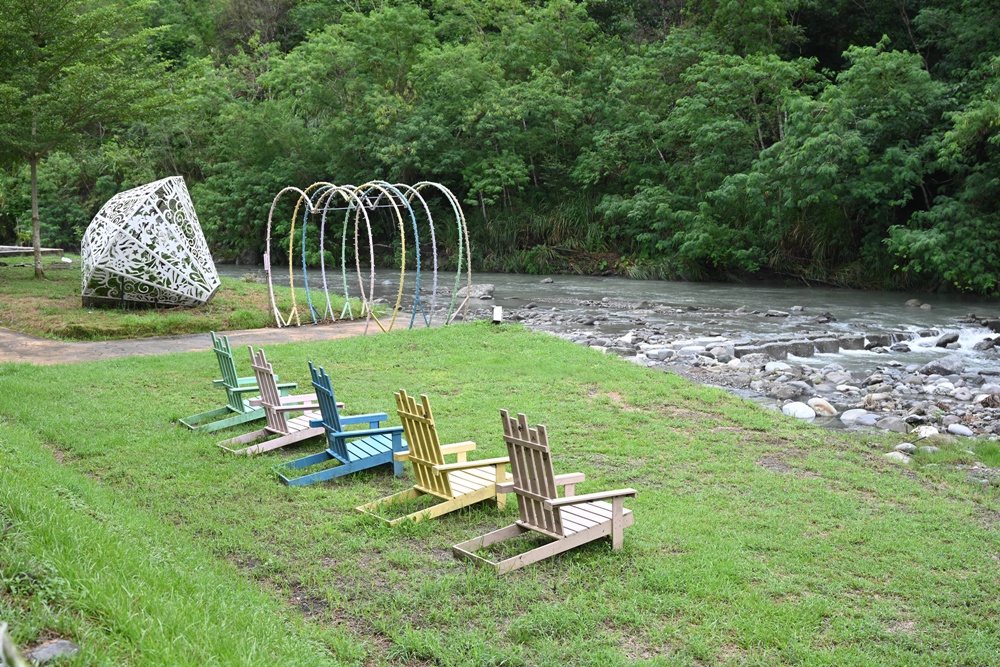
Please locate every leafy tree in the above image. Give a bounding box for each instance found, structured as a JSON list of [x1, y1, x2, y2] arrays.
[[0, 0, 162, 277]]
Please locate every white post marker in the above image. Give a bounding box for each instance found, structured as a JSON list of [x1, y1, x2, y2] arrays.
[[492, 306, 503, 324]]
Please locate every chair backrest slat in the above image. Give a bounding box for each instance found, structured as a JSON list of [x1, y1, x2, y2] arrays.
[[395, 390, 452, 498], [249, 346, 287, 434], [212, 332, 244, 412], [500, 410, 562, 536], [309, 362, 348, 460]]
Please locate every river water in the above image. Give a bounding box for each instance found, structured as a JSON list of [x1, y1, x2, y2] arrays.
[[218, 265, 1000, 373]]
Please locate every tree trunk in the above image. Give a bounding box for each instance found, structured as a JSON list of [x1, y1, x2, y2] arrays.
[[30, 157, 44, 279]]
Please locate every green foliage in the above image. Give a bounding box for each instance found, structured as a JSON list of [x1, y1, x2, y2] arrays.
[[2, 0, 1000, 292], [887, 57, 1000, 292]]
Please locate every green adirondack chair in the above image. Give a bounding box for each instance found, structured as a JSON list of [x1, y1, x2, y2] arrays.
[[178, 332, 295, 432]]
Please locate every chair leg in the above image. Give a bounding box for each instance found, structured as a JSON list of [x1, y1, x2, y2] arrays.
[[355, 488, 423, 523], [179, 406, 236, 429], [611, 496, 624, 550], [493, 465, 507, 510], [391, 432, 405, 477]]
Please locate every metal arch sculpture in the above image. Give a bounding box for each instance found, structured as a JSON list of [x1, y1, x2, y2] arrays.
[[264, 180, 472, 333]]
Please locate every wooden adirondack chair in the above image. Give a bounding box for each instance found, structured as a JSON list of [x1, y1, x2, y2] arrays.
[[356, 390, 511, 525], [217, 346, 330, 455], [453, 410, 636, 573], [179, 332, 296, 432], [274, 362, 408, 486]]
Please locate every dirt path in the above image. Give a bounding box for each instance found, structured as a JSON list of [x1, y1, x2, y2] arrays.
[[0, 320, 373, 365]]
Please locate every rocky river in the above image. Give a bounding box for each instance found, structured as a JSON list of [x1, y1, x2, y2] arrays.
[[222, 266, 1000, 447]]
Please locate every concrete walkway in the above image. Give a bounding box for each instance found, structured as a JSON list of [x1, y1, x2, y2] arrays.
[[0, 320, 373, 365]]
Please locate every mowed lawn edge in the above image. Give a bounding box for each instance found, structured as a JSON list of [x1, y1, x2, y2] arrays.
[[1, 322, 999, 666], [0, 258, 360, 341]]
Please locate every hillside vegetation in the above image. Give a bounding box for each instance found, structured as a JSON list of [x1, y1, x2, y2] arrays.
[[2, 0, 999, 292]]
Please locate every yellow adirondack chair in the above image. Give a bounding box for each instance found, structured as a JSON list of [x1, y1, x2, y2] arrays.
[[453, 410, 636, 573], [355, 390, 510, 525]]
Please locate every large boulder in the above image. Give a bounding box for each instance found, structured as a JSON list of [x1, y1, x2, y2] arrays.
[[918, 356, 966, 376], [456, 283, 495, 299]]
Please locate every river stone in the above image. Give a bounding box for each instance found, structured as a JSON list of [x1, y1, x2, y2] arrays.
[[952, 387, 974, 401], [931, 382, 955, 395], [765, 361, 792, 373], [884, 451, 911, 464], [812, 337, 840, 353], [911, 425, 939, 438], [540, 277, 553, 283], [456, 283, 495, 299], [935, 332, 959, 347], [981, 383, 1000, 394], [889, 343, 911, 352], [808, 397, 837, 416], [647, 348, 675, 361], [769, 384, 803, 400], [739, 353, 773, 368], [765, 309, 790, 317], [919, 356, 965, 376], [895, 443, 917, 454], [788, 380, 816, 396], [920, 303, 933, 309], [782, 402, 816, 419], [905, 298, 922, 307], [876, 416, 909, 433], [25, 640, 80, 663], [919, 445, 942, 454], [855, 413, 880, 426], [840, 408, 868, 423], [708, 346, 733, 363], [973, 337, 997, 351], [947, 423, 974, 437]]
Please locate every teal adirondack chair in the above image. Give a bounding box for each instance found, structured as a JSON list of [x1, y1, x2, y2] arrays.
[[179, 332, 295, 432], [274, 362, 407, 486]]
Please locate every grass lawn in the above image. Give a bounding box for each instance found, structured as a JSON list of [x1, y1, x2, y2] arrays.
[[1, 323, 999, 665], [0, 256, 355, 340]]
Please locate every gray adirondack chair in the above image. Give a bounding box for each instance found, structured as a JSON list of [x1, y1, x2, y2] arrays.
[[178, 332, 295, 432], [453, 410, 636, 573], [217, 346, 333, 455]]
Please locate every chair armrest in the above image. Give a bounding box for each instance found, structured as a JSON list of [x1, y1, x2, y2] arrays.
[[544, 488, 636, 508], [273, 401, 320, 413], [237, 376, 258, 386], [329, 425, 404, 440], [280, 393, 316, 404], [393, 449, 410, 462], [276, 382, 298, 391], [433, 457, 510, 472], [230, 385, 261, 394], [554, 473, 585, 487], [496, 481, 515, 494], [440, 441, 476, 456], [340, 413, 388, 426]]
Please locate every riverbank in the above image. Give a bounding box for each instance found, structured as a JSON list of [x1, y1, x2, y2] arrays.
[[3, 324, 1000, 664], [0, 258, 360, 341]]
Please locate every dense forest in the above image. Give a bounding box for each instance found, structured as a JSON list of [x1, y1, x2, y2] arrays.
[[1, 0, 999, 293]]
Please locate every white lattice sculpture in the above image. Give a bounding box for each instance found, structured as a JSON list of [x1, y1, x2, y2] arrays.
[[81, 177, 221, 308]]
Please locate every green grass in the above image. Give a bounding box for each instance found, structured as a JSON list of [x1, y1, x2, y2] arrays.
[[1, 323, 999, 665], [0, 256, 360, 340]]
